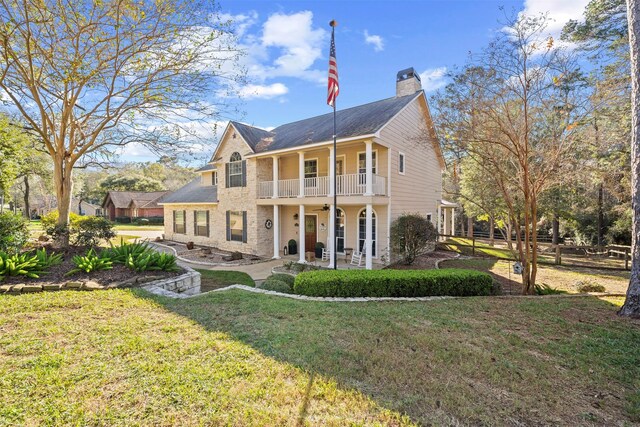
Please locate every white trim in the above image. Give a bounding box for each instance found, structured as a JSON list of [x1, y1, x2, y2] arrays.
[[374, 92, 423, 137], [357, 207, 378, 258], [245, 134, 377, 158], [398, 152, 406, 175], [335, 207, 346, 254], [326, 154, 346, 175], [212, 171, 218, 186], [209, 122, 256, 163], [304, 212, 319, 252], [356, 149, 378, 174], [303, 157, 319, 179], [159, 202, 218, 206]]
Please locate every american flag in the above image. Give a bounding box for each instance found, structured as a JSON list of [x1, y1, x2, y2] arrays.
[[327, 27, 339, 107]]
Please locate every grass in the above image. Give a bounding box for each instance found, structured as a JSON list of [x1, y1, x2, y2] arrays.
[[106, 234, 140, 246], [441, 258, 631, 294], [196, 269, 255, 291], [0, 290, 638, 426]]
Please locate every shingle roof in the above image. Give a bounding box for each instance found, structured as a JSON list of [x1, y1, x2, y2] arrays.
[[195, 163, 217, 172], [103, 191, 169, 209], [230, 121, 274, 151], [159, 179, 218, 204], [229, 92, 421, 154]]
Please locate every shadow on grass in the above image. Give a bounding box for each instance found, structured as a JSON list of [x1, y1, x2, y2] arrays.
[[136, 288, 640, 426]]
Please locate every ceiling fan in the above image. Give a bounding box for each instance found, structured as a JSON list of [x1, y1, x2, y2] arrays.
[[312, 204, 331, 212]]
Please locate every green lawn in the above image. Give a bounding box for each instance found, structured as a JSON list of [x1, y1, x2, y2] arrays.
[[197, 269, 255, 291], [441, 258, 631, 294], [0, 290, 638, 425]]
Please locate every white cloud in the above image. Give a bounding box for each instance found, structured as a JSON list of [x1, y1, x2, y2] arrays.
[[364, 30, 384, 52], [520, 0, 590, 37], [419, 67, 448, 92], [217, 11, 258, 38], [238, 83, 289, 99]]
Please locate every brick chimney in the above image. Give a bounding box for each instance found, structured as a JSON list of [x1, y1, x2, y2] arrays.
[[396, 67, 422, 97]]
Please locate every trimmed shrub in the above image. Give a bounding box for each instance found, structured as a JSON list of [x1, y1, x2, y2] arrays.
[[0, 212, 29, 254], [390, 213, 437, 265], [133, 216, 164, 225], [268, 273, 295, 287], [293, 269, 494, 298], [258, 279, 293, 294]]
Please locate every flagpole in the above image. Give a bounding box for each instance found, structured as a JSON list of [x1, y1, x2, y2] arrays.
[[330, 20, 338, 270]]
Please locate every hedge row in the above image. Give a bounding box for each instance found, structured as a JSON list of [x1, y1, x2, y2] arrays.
[[293, 269, 495, 298]]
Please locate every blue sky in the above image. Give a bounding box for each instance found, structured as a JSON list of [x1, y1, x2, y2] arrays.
[[121, 0, 591, 163]]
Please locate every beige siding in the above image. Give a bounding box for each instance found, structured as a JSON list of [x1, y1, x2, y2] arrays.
[[379, 98, 442, 222]]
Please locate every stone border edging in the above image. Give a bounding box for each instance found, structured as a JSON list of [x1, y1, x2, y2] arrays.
[[434, 253, 461, 269], [141, 262, 201, 299]]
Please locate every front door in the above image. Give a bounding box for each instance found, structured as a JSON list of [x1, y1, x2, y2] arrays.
[[304, 215, 317, 252]]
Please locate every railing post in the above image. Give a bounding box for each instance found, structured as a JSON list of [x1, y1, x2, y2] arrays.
[[365, 141, 373, 196], [625, 248, 629, 270], [555, 246, 561, 265]]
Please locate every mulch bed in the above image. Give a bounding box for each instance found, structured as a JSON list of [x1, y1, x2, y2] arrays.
[[2, 245, 183, 287], [386, 250, 460, 270], [164, 241, 267, 265]]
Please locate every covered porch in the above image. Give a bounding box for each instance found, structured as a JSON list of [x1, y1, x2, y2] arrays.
[[265, 202, 389, 270]]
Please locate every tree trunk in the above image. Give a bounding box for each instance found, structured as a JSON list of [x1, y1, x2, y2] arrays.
[[552, 213, 560, 246], [489, 216, 495, 246], [597, 182, 604, 248], [467, 216, 474, 238], [53, 157, 74, 246], [620, 0, 640, 317], [23, 175, 30, 219]]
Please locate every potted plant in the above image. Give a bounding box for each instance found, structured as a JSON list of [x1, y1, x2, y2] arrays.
[[315, 242, 325, 258], [288, 239, 297, 255]]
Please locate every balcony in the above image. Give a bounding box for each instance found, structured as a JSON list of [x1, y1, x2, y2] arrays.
[[258, 173, 387, 199]]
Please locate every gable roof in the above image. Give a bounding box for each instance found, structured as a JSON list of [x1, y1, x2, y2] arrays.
[[158, 179, 218, 204], [195, 163, 217, 173], [218, 92, 422, 156], [102, 191, 169, 209]]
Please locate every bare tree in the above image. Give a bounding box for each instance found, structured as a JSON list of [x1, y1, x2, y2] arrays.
[[0, 0, 243, 244], [619, 0, 640, 317], [434, 13, 590, 294]]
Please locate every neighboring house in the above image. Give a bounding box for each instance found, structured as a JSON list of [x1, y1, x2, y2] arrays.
[[102, 191, 168, 220], [32, 197, 103, 217], [160, 68, 456, 268]]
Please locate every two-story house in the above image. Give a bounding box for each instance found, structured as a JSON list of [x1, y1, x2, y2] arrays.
[[159, 68, 456, 268]]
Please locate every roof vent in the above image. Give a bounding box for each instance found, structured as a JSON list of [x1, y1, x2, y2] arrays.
[[396, 67, 422, 97]]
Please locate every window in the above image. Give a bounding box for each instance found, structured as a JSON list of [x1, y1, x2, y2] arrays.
[[212, 171, 218, 186], [399, 152, 405, 175], [335, 208, 345, 253], [226, 210, 246, 242], [358, 208, 377, 257], [358, 151, 377, 174], [194, 211, 209, 236], [173, 210, 186, 234], [304, 159, 318, 179], [227, 152, 244, 188]]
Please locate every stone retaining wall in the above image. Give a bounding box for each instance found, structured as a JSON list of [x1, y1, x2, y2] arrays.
[[142, 265, 201, 299]]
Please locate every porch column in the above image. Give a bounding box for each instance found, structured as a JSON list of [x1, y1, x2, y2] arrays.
[[437, 205, 442, 240], [299, 204, 306, 263], [365, 203, 373, 269], [328, 146, 335, 197], [272, 205, 280, 259], [298, 152, 305, 198], [365, 140, 373, 196], [328, 204, 335, 268], [272, 156, 279, 198], [451, 209, 455, 237]]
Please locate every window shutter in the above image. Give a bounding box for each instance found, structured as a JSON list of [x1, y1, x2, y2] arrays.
[[206, 211, 210, 237], [226, 211, 231, 241], [225, 164, 230, 188], [241, 160, 247, 187], [242, 211, 247, 243], [194, 211, 197, 235], [173, 211, 176, 233]]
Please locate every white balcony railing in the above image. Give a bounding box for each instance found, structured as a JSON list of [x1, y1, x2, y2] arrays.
[[258, 173, 386, 199]]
